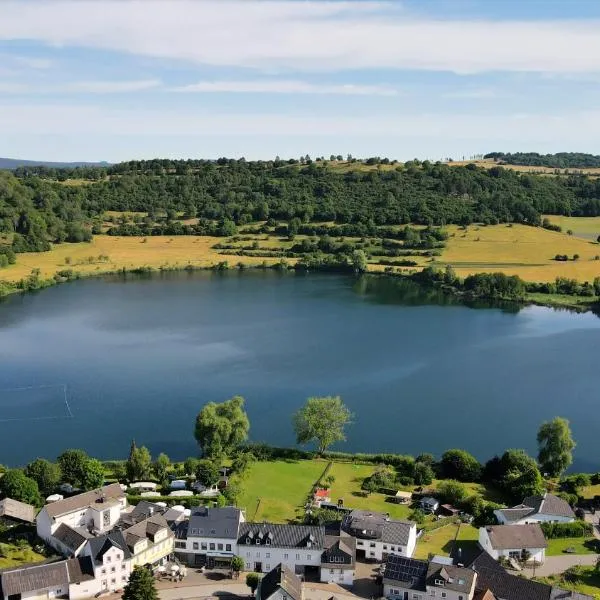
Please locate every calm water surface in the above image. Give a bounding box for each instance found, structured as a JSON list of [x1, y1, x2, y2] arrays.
[[0, 271, 599, 469]]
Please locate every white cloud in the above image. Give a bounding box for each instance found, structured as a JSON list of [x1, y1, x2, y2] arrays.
[[15, 56, 55, 69], [442, 88, 499, 99], [0, 79, 161, 94], [1, 1, 600, 74], [173, 79, 398, 96]]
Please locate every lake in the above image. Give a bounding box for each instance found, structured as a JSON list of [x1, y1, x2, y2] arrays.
[[0, 270, 599, 471]]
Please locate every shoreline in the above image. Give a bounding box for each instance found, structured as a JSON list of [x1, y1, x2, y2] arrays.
[[1, 260, 598, 315]]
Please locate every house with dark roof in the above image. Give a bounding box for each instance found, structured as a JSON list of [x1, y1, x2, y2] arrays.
[[0, 557, 94, 600], [320, 533, 355, 586], [257, 563, 303, 600], [341, 509, 417, 560], [239, 522, 325, 575], [0, 498, 36, 526], [174, 506, 245, 568], [495, 493, 575, 526], [479, 524, 547, 564], [121, 513, 174, 570]]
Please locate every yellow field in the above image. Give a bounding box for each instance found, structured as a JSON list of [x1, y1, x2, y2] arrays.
[[544, 215, 600, 240], [0, 235, 283, 283], [446, 159, 600, 176], [438, 224, 600, 282]]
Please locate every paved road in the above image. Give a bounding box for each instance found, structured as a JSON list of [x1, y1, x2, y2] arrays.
[[522, 554, 598, 577]]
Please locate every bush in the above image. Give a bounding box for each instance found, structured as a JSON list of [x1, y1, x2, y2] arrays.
[[440, 449, 482, 482], [436, 480, 467, 505], [540, 521, 592, 539], [408, 509, 426, 524]]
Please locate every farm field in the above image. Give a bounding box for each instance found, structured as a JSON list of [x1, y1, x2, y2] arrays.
[[236, 459, 326, 523], [438, 223, 600, 282], [544, 216, 600, 240]]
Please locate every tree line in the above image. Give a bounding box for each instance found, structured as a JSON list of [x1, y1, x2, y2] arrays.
[[485, 152, 600, 169]]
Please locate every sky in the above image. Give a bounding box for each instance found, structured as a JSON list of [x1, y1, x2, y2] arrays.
[[2, 0, 600, 162]]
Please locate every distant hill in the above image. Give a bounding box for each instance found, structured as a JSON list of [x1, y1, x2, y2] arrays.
[[0, 157, 111, 170], [483, 152, 600, 169]]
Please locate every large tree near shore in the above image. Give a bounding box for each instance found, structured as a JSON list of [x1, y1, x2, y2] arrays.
[[194, 396, 250, 459], [537, 417, 575, 477], [293, 396, 353, 455]]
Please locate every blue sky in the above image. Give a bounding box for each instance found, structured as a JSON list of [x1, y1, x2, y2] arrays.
[[1, 0, 600, 162]]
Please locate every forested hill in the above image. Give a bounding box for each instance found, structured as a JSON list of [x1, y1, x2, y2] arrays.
[[484, 152, 600, 169], [0, 157, 111, 170], [3, 158, 600, 258]]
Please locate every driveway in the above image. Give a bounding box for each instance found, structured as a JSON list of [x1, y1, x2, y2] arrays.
[[522, 554, 598, 577]]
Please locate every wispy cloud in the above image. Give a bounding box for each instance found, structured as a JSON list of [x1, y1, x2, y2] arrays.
[[14, 56, 55, 69], [1, 1, 600, 74], [0, 79, 161, 94], [173, 79, 398, 96], [442, 88, 499, 99]]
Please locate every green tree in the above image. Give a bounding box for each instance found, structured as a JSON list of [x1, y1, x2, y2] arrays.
[[195, 459, 219, 487], [486, 449, 544, 502], [231, 555, 244, 577], [413, 462, 434, 486], [153, 453, 171, 486], [81, 458, 105, 491], [436, 480, 467, 505], [184, 457, 198, 477], [440, 449, 482, 482], [194, 396, 250, 459], [123, 565, 159, 600], [293, 396, 353, 455], [351, 249, 367, 273], [363, 478, 378, 496], [0, 469, 41, 505], [126, 441, 152, 481], [408, 509, 426, 524], [537, 417, 576, 477], [57, 449, 90, 486], [231, 452, 255, 477], [24, 458, 61, 496], [246, 572, 261, 595]]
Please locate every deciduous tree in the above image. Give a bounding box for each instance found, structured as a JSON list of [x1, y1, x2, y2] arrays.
[[126, 441, 152, 481], [153, 453, 171, 486], [195, 459, 219, 487], [123, 566, 158, 600], [0, 469, 41, 505], [57, 449, 90, 486], [440, 449, 482, 482], [24, 458, 61, 496], [537, 417, 575, 477]]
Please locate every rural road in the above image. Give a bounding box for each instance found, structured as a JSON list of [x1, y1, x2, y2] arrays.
[[523, 554, 598, 577]]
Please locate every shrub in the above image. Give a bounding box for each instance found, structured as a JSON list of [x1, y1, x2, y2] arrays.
[[436, 480, 467, 505], [540, 521, 592, 539], [440, 449, 482, 482]]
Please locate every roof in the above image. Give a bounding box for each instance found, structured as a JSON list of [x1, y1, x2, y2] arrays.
[[86, 530, 132, 564], [188, 506, 243, 539], [341, 509, 415, 545], [484, 524, 547, 550], [65, 557, 95, 584], [550, 588, 595, 600], [420, 497, 439, 506], [473, 591, 497, 600], [426, 561, 475, 595], [123, 513, 172, 550], [322, 534, 356, 567], [523, 493, 576, 520], [315, 489, 330, 498], [495, 506, 537, 523], [395, 491, 412, 499], [53, 523, 90, 553], [0, 560, 69, 596], [259, 563, 302, 600], [0, 498, 36, 523], [382, 554, 428, 590], [43, 483, 124, 519], [239, 523, 325, 549]]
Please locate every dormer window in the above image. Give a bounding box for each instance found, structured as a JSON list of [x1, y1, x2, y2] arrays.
[[246, 537, 252, 545], [458, 579, 465, 585], [435, 579, 445, 586], [265, 538, 271, 545], [307, 541, 311, 548], [210, 529, 216, 534], [255, 538, 261, 545]]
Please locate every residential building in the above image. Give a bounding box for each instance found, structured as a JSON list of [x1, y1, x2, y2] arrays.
[[238, 522, 324, 575], [494, 493, 575, 525], [341, 509, 417, 560], [257, 563, 303, 600], [419, 497, 439, 514], [313, 488, 331, 507], [173, 506, 244, 568], [122, 513, 174, 569], [383, 554, 475, 600], [0, 557, 94, 600], [0, 498, 36, 526], [36, 483, 127, 550], [319, 533, 355, 586], [479, 524, 547, 564]]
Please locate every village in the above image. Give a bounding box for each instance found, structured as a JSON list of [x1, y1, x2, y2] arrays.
[[0, 470, 596, 600]]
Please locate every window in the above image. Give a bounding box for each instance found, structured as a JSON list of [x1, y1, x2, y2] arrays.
[[217, 543, 223, 551], [370, 543, 376, 548], [201, 543, 207, 550], [175, 541, 186, 549], [193, 543, 199, 550], [122, 576, 127, 582], [413, 595, 421, 600], [101, 568, 106, 575], [307, 554, 312, 560], [383, 545, 387, 550], [103, 511, 110, 527], [255, 538, 261, 545], [246, 552, 251, 557], [458, 596, 463, 600], [296, 554, 300, 560], [266, 564, 270, 570], [111, 579, 116, 585], [441, 594, 446, 599], [209, 543, 215, 550], [211, 529, 216, 534], [246, 563, 251, 570], [256, 552, 261, 557], [247, 537, 252, 544], [357, 541, 363, 546], [330, 569, 334, 574], [107, 556, 111, 563], [266, 553, 270, 558], [266, 539, 271, 545], [121, 564, 126, 570], [226, 544, 231, 552], [435, 579, 445, 586], [284, 553, 288, 559], [111, 567, 116, 573]]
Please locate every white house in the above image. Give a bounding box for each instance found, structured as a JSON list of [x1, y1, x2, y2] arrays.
[[36, 483, 127, 551], [122, 513, 174, 569], [478, 524, 547, 564], [383, 554, 476, 600], [257, 563, 303, 600], [319, 533, 355, 586], [173, 506, 245, 568], [494, 493, 576, 525], [341, 509, 417, 560], [238, 523, 324, 575]]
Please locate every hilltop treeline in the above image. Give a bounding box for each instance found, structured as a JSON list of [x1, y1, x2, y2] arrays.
[[5, 158, 600, 256], [485, 152, 600, 169]]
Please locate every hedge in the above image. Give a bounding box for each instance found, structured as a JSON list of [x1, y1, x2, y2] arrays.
[[540, 521, 592, 539]]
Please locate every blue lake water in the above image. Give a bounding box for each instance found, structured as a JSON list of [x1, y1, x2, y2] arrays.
[[0, 271, 598, 470]]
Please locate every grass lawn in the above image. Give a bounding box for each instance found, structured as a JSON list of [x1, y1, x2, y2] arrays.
[[439, 223, 600, 282], [0, 542, 46, 569], [327, 462, 412, 521], [581, 484, 600, 500], [539, 567, 600, 599], [414, 523, 479, 560], [546, 537, 599, 556], [544, 215, 600, 241], [236, 459, 326, 523]]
